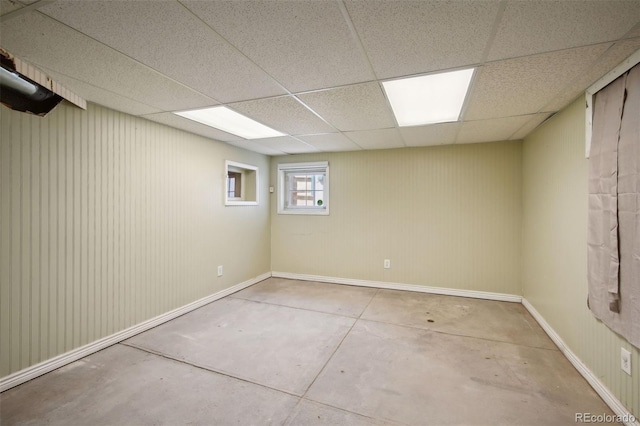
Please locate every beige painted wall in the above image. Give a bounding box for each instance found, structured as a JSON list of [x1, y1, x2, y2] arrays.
[[270, 142, 522, 295], [0, 102, 271, 377], [4, 93, 636, 420], [522, 98, 639, 417]]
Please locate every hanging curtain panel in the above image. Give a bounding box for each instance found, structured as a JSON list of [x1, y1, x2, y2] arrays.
[[588, 63, 640, 349]]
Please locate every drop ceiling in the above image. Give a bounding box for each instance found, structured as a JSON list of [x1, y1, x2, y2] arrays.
[[1, 0, 639, 156]]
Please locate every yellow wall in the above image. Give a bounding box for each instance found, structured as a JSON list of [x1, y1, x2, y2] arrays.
[[270, 142, 522, 295], [522, 98, 639, 417], [0, 102, 271, 377], [3, 95, 637, 419]]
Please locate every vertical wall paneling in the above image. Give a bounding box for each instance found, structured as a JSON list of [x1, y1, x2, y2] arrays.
[[522, 98, 639, 418], [270, 143, 523, 295], [0, 102, 270, 378]]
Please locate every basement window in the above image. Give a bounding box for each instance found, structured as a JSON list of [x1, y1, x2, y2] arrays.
[[277, 162, 329, 215], [225, 160, 258, 206]]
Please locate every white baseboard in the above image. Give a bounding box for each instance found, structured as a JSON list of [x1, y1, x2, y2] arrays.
[[271, 271, 522, 303], [0, 272, 271, 393], [3, 270, 637, 425], [274, 272, 637, 424], [522, 299, 639, 426]]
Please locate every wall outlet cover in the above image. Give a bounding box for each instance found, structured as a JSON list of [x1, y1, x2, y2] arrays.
[[621, 347, 631, 376]]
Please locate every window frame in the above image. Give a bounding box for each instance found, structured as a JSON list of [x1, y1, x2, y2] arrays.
[[225, 160, 259, 206], [227, 170, 243, 200], [585, 49, 640, 158], [277, 161, 329, 216]]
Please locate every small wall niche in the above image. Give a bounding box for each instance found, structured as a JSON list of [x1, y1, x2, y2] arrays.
[[225, 160, 259, 206]]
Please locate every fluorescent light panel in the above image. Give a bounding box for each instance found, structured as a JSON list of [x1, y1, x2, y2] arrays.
[[175, 106, 285, 139], [383, 68, 474, 127]]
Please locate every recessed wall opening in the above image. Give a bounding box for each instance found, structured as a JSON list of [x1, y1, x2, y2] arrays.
[[225, 160, 258, 206]]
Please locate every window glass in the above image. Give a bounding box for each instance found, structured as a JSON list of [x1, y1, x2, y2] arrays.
[[277, 162, 329, 215]]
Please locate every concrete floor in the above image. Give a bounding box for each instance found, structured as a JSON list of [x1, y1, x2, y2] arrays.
[[1, 278, 617, 425]]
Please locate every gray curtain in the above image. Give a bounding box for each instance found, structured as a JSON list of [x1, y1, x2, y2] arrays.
[[588, 63, 640, 349]]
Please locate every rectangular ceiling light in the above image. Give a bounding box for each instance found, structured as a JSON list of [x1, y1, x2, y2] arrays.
[[175, 106, 285, 139], [382, 68, 474, 127]]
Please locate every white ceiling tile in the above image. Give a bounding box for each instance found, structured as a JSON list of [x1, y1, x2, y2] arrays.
[[38, 67, 161, 116], [510, 113, 553, 141], [456, 116, 534, 144], [250, 136, 320, 155], [345, 0, 501, 79], [297, 133, 362, 152], [465, 44, 611, 121], [225, 140, 286, 156], [2, 1, 638, 156], [488, 1, 640, 61], [399, 123, 461, 147], [38, 1, 285, 103], [181, 0, 374, 92], [229, 96, 335, 136], [543, 38, 640, 112], [344, 128, 405, 150], [297, 82, 395, 131], [0, 12, 217, 112], [141, 112, 243, 143]]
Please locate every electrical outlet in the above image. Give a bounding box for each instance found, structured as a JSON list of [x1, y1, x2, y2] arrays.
[[217, 265, 223, 277], [621, 348, 631, 376], [384, 259, 391, 269]]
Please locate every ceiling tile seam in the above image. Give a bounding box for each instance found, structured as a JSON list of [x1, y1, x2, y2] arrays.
[[337, 0, 378, 81], [32, 9, 221, 108], [504, 115, 540, 142], [290, 62, 491, 98], [33, 63, 163, 115], [482, 40, 618, 68], [291, 79, 381, 97], [377, 80, 400, 128], [0, 0, 53, 23], [300, 134, 361, 152], [140, 113, 243, 142], [377, 64, 485, 85], [290, 95, 342, 134], [229, 140, 286, 156], [263, 147, 287, 156], [455, 68, 486, 143], [463, 112, 549, 123], [374, 87, 408, 148], [478, 0, 507, 63], [457, 67, 481, 124], [341, 132, 370, 150], [452, 124, 465, 144], [293, 83, 393, 150], [513, 113, 557, 141], [176, 0, 295, 100], [176, 0, 346, 138], [342, 127, 404, 150], [288, 135, 324, 152], [536, 41, 619, 114], [391, 127, 407, 148], [141, 115, 231, 147], [396, 126, 409, 148]]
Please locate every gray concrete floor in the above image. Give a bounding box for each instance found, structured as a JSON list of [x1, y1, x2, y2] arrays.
[[1, 278, 617, 425]]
